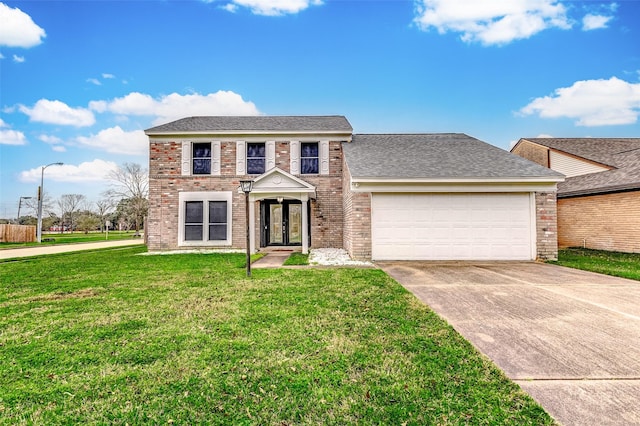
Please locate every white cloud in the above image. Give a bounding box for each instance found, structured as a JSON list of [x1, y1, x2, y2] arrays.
[[0, 3, 46, 48], [93, 90, 260, 125], [12, 54, 24, 63], [219, 0, 322, 16], [52, 145, 66, 152], [87, 78, 102, 86], [413, 0, 571, 45], [0, 128, 27, 145], [39, 134, 63, 145], [19, 159, 118, 183], [75, 126, 148, 156], [102, 73, 115, 79], [520, 77, 640, 126], [19, 99, 95, 127], [582, 14, 612, 31], [0, 52, 4, 59]]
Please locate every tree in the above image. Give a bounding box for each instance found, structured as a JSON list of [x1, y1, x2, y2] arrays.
[[104, 163, 148, 234], [77, 211, 101, 233], [95, 198, 114, 232], [57, 194, 86, 232]]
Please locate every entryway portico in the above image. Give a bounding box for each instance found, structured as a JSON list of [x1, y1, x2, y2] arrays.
[[243, 168, 316, 254]]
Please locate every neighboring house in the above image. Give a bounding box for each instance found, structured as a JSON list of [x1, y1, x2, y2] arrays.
[[511, 138, 640, 253], [145, 116, 563, 261]]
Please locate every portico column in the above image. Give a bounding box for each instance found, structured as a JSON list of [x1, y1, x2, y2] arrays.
[[301, 195, 309, 254], [249, 195, 256, 254]]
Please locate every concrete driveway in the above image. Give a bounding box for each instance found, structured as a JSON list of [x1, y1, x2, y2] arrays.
[[378, 261, 640, 426]]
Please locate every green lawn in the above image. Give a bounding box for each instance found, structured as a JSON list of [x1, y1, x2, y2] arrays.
[[0, 247, 554, 425], [551, 248, 640, 281], [0, 231, 140, 248], [283, 252, 309, 266]]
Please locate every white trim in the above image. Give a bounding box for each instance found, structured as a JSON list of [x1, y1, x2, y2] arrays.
[[178, 191, 233, 247], [236, 141, 246, 175], [266, 140, 276, 170], [212, 141, 221, 176], [181, 141, 191, 176], [290, 141, 300, 175], [320, 140, 330, 175], [351, 181, 560, 193]]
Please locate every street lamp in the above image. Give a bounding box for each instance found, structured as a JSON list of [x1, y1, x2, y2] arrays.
[[37, 162, 63, 243], [17, 196, 33, 224], [239, 180, 254, 277]]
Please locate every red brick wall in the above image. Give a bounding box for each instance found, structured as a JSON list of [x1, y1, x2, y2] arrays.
[[341, 156, 372, 260], [558, 191, 640, 253], [512, 140, 549, 167], [535, 192, 559, 261], [148, 139, 345, 251]]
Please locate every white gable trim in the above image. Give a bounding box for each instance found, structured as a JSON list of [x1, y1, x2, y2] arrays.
[[244, 167, 316, 197]]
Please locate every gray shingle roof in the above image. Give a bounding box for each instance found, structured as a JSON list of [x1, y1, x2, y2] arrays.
[[523, 138, 640, 197], [145, 115, 352, 134], [344, 134, 563, 180]]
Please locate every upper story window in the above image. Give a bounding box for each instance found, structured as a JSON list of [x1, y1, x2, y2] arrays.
[[192, 143, 211, 175], [247, 142, 266, 174], [301, 142, 319, 174]]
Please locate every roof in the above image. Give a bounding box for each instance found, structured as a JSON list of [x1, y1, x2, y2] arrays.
[[521, 138, 640, 197], [145, 115, 353, 135], [344, 134, 563, 181]]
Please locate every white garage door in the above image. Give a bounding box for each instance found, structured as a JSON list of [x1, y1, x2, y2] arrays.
[[371, 193, 533, 261]]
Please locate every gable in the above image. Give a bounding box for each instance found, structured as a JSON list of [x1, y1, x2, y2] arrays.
[[249, 167, 316, 197], [549, 150, 610, 178]]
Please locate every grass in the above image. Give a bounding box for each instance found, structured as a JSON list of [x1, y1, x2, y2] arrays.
[[0, 247, 554, 425], [283, 252, 309, 266], [550, 248, 640, 281], [0, 231, 139, 248]]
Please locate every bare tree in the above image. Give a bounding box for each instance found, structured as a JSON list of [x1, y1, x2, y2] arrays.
[[104, 162, 149, 234], [57, 194, 86, 232], [95, 198, 114, 232]]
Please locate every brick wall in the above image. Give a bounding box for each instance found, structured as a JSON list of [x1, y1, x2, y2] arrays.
[[558, 191, 640, 253], [512, 140, 549, 168], [148, 139, 345, 251], [535, 191, 559, 260], [342, 156, 372, 260]]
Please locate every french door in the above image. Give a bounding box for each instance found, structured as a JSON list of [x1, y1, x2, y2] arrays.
[[261, 200, 303, 246]]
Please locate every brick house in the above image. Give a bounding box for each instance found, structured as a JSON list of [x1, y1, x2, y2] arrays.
[[512, 138, 640, 253], [145, 116, 563, 260]]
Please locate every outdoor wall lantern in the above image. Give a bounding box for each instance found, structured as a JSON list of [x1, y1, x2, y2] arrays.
[[239, 180, 254, 277]]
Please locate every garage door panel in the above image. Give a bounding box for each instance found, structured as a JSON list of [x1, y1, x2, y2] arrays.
[[372, 193, 533, 261]]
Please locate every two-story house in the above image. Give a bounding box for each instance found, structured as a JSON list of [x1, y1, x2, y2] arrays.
[[145, 116, 564, 261]]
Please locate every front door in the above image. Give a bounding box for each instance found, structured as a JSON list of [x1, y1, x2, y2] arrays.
[[261, 200, 303, 246]]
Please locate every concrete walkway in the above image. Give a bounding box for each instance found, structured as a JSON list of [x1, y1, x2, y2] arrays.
[[379, 261, 640, 426], [0, 239, 145, 260], [251, 252, 290, 268]]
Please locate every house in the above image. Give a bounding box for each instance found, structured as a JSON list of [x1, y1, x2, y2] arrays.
[[511, 138, 640, 253], [145, 116, 564, 261]]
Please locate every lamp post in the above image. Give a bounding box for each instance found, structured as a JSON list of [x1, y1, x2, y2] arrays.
[[17, 196, 33, 224], [239, 180, 254, 277], [37, 162, 63, 243]]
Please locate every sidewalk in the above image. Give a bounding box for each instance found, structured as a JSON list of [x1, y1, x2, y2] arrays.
[[0, 239, 145, 260]]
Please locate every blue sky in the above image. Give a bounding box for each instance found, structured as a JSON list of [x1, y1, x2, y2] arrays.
[[1, 0, 639, 218]]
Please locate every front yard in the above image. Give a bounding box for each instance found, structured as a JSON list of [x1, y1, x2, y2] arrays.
[[0, 247, 553, 425], [551, 248, 640, 281]]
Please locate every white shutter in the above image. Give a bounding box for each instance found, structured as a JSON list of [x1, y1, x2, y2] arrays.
[[181, 141, 191, 176], [320, 140, 330, 175], [290, 141, 300, 174], [266, 141, 276, 171], [236, 141, 246, 175], [212, 141, 221, 176]]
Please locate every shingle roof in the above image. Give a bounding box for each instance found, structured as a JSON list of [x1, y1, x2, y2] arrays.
[[523, 138, 640, 197], [344, 134, 563, 180], [145, 115, 352, 134]]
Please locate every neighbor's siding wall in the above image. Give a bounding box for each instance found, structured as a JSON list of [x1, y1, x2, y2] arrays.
[[342, 155, 372, 260], [535, 192, 559, 261], [147, 139, 344, 251], [512, 140, 549, 168], [558, 191, 640, 253], [549, 151, 610, 178]]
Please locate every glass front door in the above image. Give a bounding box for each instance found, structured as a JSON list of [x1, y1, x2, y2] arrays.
[[262, 200, 303, 246]]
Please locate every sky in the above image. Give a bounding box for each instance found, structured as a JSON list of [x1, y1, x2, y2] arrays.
[[1, 0, 639, 219]]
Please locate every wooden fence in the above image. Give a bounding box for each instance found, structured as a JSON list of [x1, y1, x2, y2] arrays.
[[0, 224, 37, 243]]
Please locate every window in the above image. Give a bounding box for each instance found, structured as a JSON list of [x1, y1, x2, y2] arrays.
[[179, 192, 232, 246], [192, 143, 211, 175], [301, 142, 319, 174], [208, 201, 227, 241], [247, 142, 265, 174]]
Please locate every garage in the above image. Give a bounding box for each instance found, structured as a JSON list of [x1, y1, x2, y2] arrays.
[[371, 193, 534, 260]]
